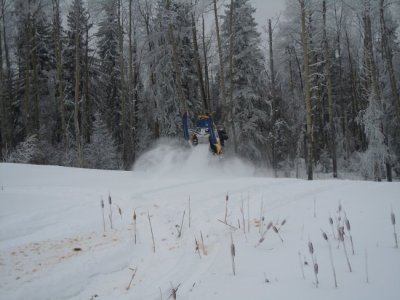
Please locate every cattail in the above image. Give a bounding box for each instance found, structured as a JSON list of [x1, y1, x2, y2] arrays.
[[108, 194, 113, 229], [329, 216, 336, 239], [391, 209, 398, 248], [281, 219, 286, 227], [267, 221, 273, 230], [101, 198, 105, 232], [345, 217, 355, 255], [195, 237, 201, 258], [118, 206, 122, 219], [322, 230, 338, 288], [308, 239, 318, 287], [338, 226, 352, 272], [133, 210, 137, 244], [170, 284, 180, 300], [273, 226, 283, 243], [230, 234, 236, 276], [224, 194, 229, 223], [313, 263, 319, 288], [308, 241, 314, 255]]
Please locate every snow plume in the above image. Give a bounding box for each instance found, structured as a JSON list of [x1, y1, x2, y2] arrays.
[[133, 138, 255, 178]]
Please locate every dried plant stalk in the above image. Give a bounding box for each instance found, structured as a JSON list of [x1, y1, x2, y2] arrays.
[[240, 199, 246, 234], [224, 194, 229, 223], [345, 217, 355, 255], [338, 226, 352, 272], [126, 267, 137, 290], [391, 209, 398, 248], [329, 216, 336, 239], [178, 210, 186, 238], [365, 248, 369, 283], [133, 210, 137, 244], [147, 210, 156, 253], [314, 263, 319, 288], [188, 197, 191, 228], [230, 233, 236, 276], [247, 197, 250, 233], [195, 237, 201, 259], [101, 198, 105, 232], [322, 230, 338, 288], [298, 251, 305, 279], [273, 226, 284, 243], [308, 240, 318, 287], [108, 194, 113, 229]]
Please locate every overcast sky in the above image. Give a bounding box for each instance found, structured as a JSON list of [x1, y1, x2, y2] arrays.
[[250, 0, 285, 30]]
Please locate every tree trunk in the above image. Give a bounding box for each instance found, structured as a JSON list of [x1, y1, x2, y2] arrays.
[[299, 0, 313, 180], [379, 0, 394, 181], [128, 0, 136, 163], [0, 26, 4, 158], [74, 0, 82, 167], [202, 15, 211, 112], [213, 0, 226, 119], [1, 0, 12, 148], [166, 0, 186, 114], [323, 1, 338, 178], [52, 0, 68, 153], [118, 0, 132, 170], [269, 19, 277, 173], [228, 0, 238, 153], [83, 22, 90, 144], [191, 13, 208, 112]]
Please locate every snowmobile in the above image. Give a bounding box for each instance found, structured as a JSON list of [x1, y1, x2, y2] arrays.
[[182, 112, 227, 155]]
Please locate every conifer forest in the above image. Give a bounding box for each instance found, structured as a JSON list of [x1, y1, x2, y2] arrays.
[[0, 0, 399, 181]]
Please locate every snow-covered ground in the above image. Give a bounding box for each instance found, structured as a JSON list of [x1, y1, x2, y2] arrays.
[[1, 143, 399, 300]]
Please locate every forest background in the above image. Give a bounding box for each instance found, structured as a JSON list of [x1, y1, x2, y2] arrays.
[[0, 0, 399, 181]]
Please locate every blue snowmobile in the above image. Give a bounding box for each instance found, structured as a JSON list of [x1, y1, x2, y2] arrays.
[[182, 112, 228, 155]]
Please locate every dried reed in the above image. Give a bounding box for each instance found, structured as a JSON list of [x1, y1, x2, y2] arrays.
[[101, 198, 105, 232], [147, 210, 155, 253], [126, 267, 137, 290], [225, 194, 229, 223], [338, 226, 352, 272], [345, 216, 355, 255], [230, 233, 236, 276], [308, 240, 319, 287], [178, 210, 186, 238], [108, 194, 113, 229], [391, 208, 398, 248], [322, 230, 338, 288], [133, 210, 137, 244]]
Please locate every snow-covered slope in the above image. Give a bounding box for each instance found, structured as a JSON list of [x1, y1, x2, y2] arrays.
[[0, 145, 399, 300]]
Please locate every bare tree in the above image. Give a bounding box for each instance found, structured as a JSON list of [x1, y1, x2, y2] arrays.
[[299, 0, 313, 180]]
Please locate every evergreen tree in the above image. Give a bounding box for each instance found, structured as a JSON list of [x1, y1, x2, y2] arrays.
[[219, 0, 268, 162], [84, 112, 119, 170]]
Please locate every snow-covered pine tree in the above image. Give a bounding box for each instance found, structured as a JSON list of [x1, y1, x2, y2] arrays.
[[359, 88, 388, 181], [96, 0, 122, 146], [219, 0, 268, 162], [14, 0, 54, 140], [84, 112, 119, 170]]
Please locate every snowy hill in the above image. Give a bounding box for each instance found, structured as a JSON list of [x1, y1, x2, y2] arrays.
[[0, 145, 399, 300]]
